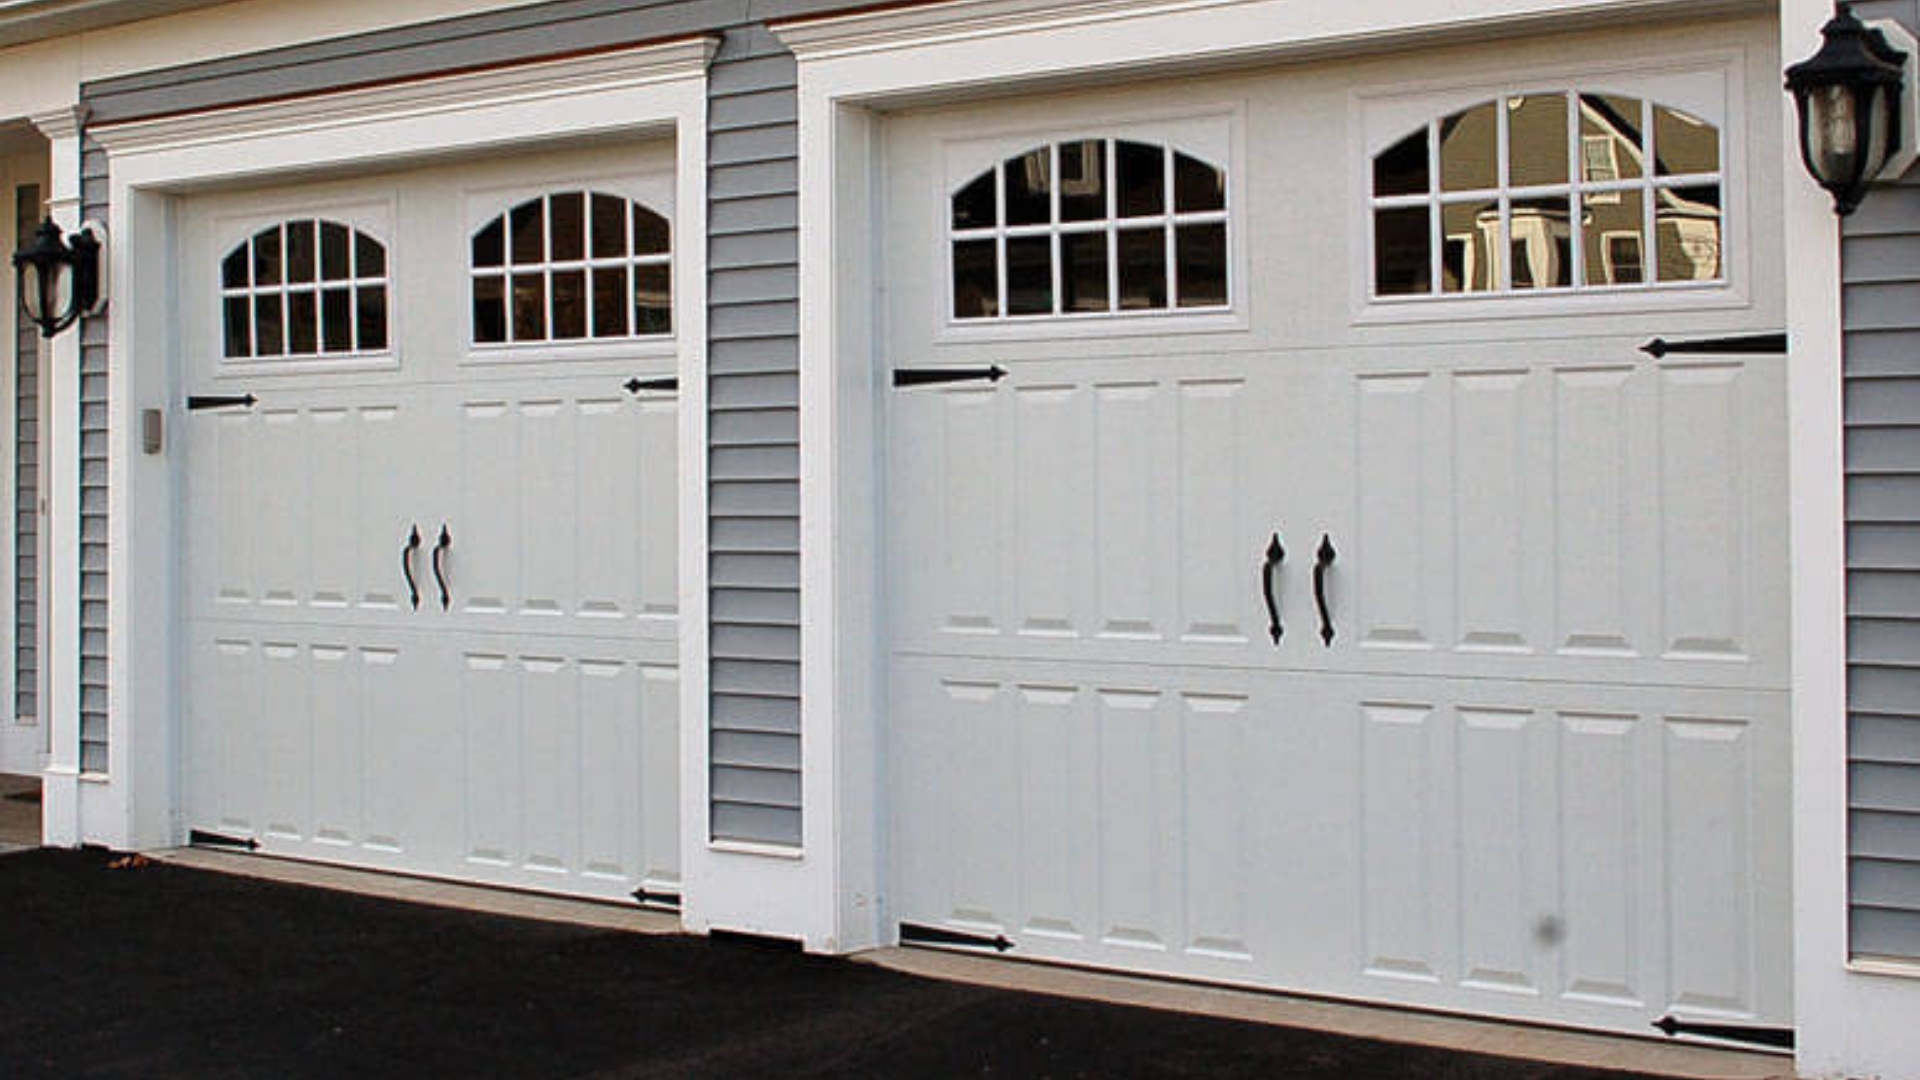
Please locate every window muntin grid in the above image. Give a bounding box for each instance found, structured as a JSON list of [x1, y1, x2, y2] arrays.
[[949, 138, 1230, 321], [1369, 90, 1725, 299], [221, 220, 389, 360], [470, 191, 671, 346]]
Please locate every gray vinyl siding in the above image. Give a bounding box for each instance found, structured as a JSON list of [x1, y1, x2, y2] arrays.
[[14, 182, 38, 723], [706, 21, 801, 848], [77, 137, 107, 775], [80, 0, 868, 845], [1846, 0, 1920, 962]]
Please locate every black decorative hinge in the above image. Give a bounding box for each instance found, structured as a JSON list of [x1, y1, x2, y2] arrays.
[[1640, 333, 1787, 359], [186, 394, 257, 412], [632, 887, 682, 910], [893, 366, 1008, 388], [1652, 1015, 1794, 1050], [899, 922, 1014, 952], [625, 376, 678, 394], [188, 828, 259, 851]]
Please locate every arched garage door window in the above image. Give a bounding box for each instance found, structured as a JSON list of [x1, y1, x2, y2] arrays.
[[1370, 91, 1724, 297], [949, 138, 1229, 320], [221, 220, 389, 359], [471, 191, 671, 345]]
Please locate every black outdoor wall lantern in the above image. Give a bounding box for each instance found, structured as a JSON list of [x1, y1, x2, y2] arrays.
[[12, 218, 104, 339], [1786, 4, 1920, 215]]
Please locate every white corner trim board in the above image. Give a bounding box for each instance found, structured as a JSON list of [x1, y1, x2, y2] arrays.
[[87, 40, 713, 865]]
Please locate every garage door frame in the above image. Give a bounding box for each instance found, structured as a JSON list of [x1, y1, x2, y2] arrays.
[[773, 0, 1838, 985], [83, 37, 716, 871]]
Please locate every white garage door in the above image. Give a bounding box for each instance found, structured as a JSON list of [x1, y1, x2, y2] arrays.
[[883, 19, 1791, 1036], [178, 143, 681, 903]]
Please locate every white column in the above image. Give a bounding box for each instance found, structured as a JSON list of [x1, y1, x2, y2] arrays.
[[28, 104, 84, 848]]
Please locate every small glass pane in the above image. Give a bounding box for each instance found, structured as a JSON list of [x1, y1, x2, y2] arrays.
[[357, 286, 388, 350], [1654, 105, 1719, 176], [550, 193, 586, 263], [510, 200, 544, 265], [287, 291, 318, 354], [633, 206, 670, 257], [322, 288, 352, 352], [473, 276, 506, 343], [634, 264, 671, 334], [223, 297, 251, 358], [1441, 199, 1501, 293], [1507, 94, 1569, 187], [1655, 184, 1722, 281], [1583, 188, 1644, 286], [1116, 141, 1165, 218], [512, 272, 545, 340], [1059, 140, 1107, 222], [593, 267, 630, 337], [320, 223, 351, 282], [1061, 231, 1108, 313], [356, 233, 386, 278], [253, 294, 284, 355], [1580, 94, 1643, 181], [592, 195, 627, 259], [252, 227, 282, 287], [1373, 131, 1430, 198], [1439, 102, 1499, 192], [952, 172, 997, 230], [1005, 235, 1052, 315], [222, 248, 250, 290], [1175, 223, 1227, 308], [1508, 197, 1572, 289], [953, 239, 998, 319], [1374, 207, 1433, 296], [286, 221, 317, 284], [552, 269, 587, 339], [1005, 147, 1052, 227], [1174, 153, 1226, 213], [473, 219, 506, 269], [1117, 227, 1167, 309]]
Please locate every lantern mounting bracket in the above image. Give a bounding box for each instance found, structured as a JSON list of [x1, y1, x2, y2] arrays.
[[1869, 17, 1920, 182]]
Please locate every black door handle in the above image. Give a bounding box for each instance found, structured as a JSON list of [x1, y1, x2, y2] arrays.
[[1261, 533, 1285, 645], [432, 525, 452, 611], [1314, 534, 1337, 646], [401, 525, 422, 611]]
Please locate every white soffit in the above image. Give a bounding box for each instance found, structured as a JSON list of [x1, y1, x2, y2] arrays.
[[0, 0, 227, 49]]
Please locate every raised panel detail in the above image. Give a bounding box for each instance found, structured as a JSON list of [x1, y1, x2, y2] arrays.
[[1553, 367, 1637, 656], [1658, 365, 1747, 659], [1176, 380, 1247, 643], [1360, 701, 1444, 982], [1355, 375, 1434, 650]]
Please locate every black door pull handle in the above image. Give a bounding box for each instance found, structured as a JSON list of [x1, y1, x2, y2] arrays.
[[1261, 533, 1285, 645], [432, 525, 452, 611], [1314, 534, 1337, 647], [401, 526, 422, 611]]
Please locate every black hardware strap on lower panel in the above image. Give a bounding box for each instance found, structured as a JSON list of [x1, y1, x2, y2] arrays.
[[898, 922, 1015, 952], [625, 376, 678, 394], [186, 394, 258, 412], [1652, 1015, 1794, 1050], [1639, 333, 1787, 359], [892, 366, 1008, 388], [631, 887, 682, 910]]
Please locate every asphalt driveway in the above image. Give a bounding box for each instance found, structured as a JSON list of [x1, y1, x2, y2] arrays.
[[0, 848, 1693, 1080]]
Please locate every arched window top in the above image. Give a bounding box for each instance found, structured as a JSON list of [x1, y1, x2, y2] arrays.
[[221, 219, 389, 359], [470, 190, 671, 345], [1369, 90, 1725, 298], [949, 137, 1229, 320]]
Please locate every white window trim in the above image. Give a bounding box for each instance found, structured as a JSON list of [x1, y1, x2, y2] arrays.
[[467, 190, 675, 351], [83, 39, 715, 881], [1348, 47, 1753, 325]]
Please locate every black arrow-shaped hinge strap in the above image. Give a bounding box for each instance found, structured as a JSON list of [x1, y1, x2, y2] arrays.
[[1652, 1015, 1794, 1050], [893, 366, 1008, 388], [632, 887, 682, 910], [625, 377, 679, 395], [1640, 333, 1787, 359], [188, 828, 260, 851], [899, 922, 1014, 952], [186, 394, 258, 412]]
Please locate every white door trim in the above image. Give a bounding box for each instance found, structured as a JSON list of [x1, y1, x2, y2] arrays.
[[774, 0, 1835, 1012], [83, 38, 715, 870]]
